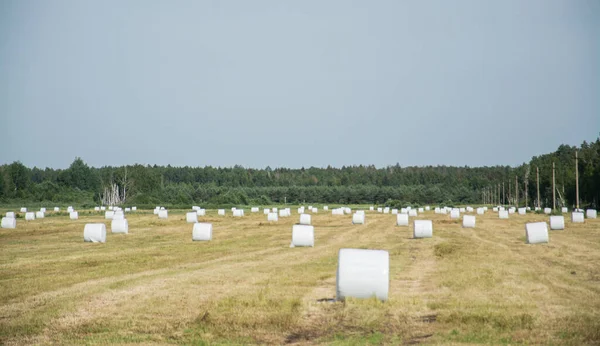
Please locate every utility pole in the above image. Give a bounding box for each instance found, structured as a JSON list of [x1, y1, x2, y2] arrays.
[[575, 151, 579, 210], [552, 161, 556, 211], [525, 180, 528, 208], [515, 175, 518, 207], [502, 181, 505, 206], [536, 166, 540, 209]]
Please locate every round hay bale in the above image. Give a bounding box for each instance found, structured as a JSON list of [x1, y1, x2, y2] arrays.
[[6, 212, 15, 218], [324, 206, 329, 211], [499, 210, 509, 219], [383, 207, 390, 214], [462, 215, 476, 228], [186, 212, 198, 223], [413, 220, 433, 238], [218, 209, 225, 216], [251, 207, 259, 213], [267, 212, 278, 221], [153, 208, 159, 215], [425, 206, 431, 211], [369, 206, 374, 211], [94, 207, 100, 211], [336, 249, 389, 301], [233, 209, 244, 217], [192, 223, 213, 241], [391, 209, 398, 215], [493, 207, 498, 212], [20, 207, 27, 212], [418, 207, 425, 213], [40, 208, 46, 213], [291, 225, 314, 247], [158, 210, 168, 219], [263, 208, 270, 214], [377, 207, 382, 213], [450, 209, 460, 219], [196, 209, 206, 216], [100, 206, 106, 211], [477, 208, 485, 215], [299, 213, 311, 225], [409, 209, 418, 217], [1, 217, 16, 229], [25, 212, 35, 221], [132, 207, 137, 211], [70, 211, 78, 220], [312, 207, 318, 213], [587, 209, 597, 219], [396, 213, 409, 226], [54, 207, 60, 212], [525, 222, 549, 244], [297, 207, 305, 214], [108, 206, 114, 211], [273, 208, 278, 212], [84, 223, 106, 243], [352, 213, 365, 225], [561, 207, 568, 213], [35, 211, 44, 219], [518, 207, 526, 215], [105, 211, 115, 220], [125, 208, 131, 212], [192, 206, 200, 211], [571, 212, 584, 223], [111, 219, 129, 234], [544, 208, 552, 214], [550, 216, 565, 230]]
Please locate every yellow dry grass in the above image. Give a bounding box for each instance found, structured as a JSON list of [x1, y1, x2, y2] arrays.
[[1, 208, 599, 345]]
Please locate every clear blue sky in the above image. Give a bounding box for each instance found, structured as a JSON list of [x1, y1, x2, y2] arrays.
[[1, 0, 598, 169]]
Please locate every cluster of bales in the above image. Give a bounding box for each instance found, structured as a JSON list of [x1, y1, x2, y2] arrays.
[[2, 203, 597, 301]]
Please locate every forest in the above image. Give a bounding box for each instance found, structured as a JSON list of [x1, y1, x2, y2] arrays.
[[1, 138, 598, 209]]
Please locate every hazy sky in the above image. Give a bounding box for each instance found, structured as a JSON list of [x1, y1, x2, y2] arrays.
[[1, 0, 598, 169]]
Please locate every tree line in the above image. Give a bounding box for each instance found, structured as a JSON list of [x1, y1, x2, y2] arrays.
[[1, 138, 598, 208]]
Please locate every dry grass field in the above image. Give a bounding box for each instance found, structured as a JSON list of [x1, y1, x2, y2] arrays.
[[1, 208, 599, 345]]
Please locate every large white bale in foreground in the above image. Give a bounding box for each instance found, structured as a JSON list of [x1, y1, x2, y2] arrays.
[[291, 225, 314, 247], [83, 223, 106, 243], [525, 222, 549, 244], [70, 211, 78, 220], [111, 219, 129, 234], [1, 217, 16, 229], [186, 212, 198, 223], [25, 212, 35, 221], [450, 209, 460, 219], [192, 223, 213, 241], [218, 209, 225, 216], [299, 213, 311, 225], [336, 249, 389, 301], [413, 220, 433, 238], [462, 215, 476, 228], [561, 207, 568, 213], [409, 209, 418, 217], [251, 207, 259, 213], [587, 209, 597, 219], [196, 209, 206, 216], [6, 212, 15, 218], [158, 210, 168, 219], [35, 211, 44, 219], [20, 207, 27, 212], [572, 212, 584, 223], [267, 212, 278, 221], [396, 213, 409, 226], [352, 213, 365, 225], [105, 211, 114, 220], [499, 210, 509, 219], [550, 216, 565, 230]]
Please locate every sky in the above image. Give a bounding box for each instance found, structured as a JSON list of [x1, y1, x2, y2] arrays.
[[1, 0, 598, 169]]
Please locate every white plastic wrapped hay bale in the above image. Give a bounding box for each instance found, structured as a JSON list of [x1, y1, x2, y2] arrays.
[[344, 207, 352, 214], [450, 209, 460, 219], [25, 212, 35, 221], [425, 206, 430, 211], [125, 207, 131, 212], [550, 216, 565, 230], [233, 209, 243, 217], [525, 222, 549, 244], [132, 207, 137, 211], [535, 207, 541, 212], [297, 207, 304, 214], [369, 206, 374, 211], [299, 213, 311, 225], [186, 212, 198, 223], [218, 209, 225, 216], [273, 207, 278, 213], [518, 208, 526, 215], [108, 206, 114, 211], [544, 208, 552, 214], [312, 207, 318, 213], [111, 219, 128, 234], [158, 210, 168, 219], [6, 212, 15, 218], [560, 207, 567, 213], [1, 217, 16, 229], [391, 209, 398, 215], [396, 213, 409, 226], [291, 225, 314, 247], [409, 209, 418, 217], [308, 205, 313, 210], [268, 212, 278, 222], [459, 207, 466, 213], [352, 213, 365, 225], [466, 206, 473, 213], [20, 207, 27, 212], [336, 249, 389, 301], [231, 207, 237, 212], [84, 223, 106, 243], [500, 207, 505, 211], [477, 208, 485, 215], [105, 211, 114, 220], [94, 207, 100, 211], [196, 209, 206, 216], [383, 207, 390, 214], [499, 210, 509, 219], [153, 208, 159, 215], [356, 210, 365, 215], [508, 207, 516, 214], [377, 207, 382, 213], [434, 207, 441, 214], [332, 208, 343, 215], [493, 207, 498, 212], [462, 215, 476, 228], [35, 211, 44, 219], [406, 206, 412, 211], [100, 206, 106, 211], [587, 209, 597, 219], [483, 207, 488, 211], [526, 207, 530, 211], [324, 206, 329, 211], [192, 206, 200, 211], [263, 208, 270, 214], [418, 207, 424, 213], [571, 212, 584, 223], [40, 208, 46, 213], [401, 208, 407, 214], [70, 211, 78, 220], [67, 206, 74, 213], [192, 223, 213, 241], [440, 208, 448, 215], [54, 207, 60, 212], [413, 220, 433, 238], [251, 207, 259, 213]]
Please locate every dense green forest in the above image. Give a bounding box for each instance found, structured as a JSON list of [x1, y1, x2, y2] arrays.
[[1, 139, 598, 208]]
